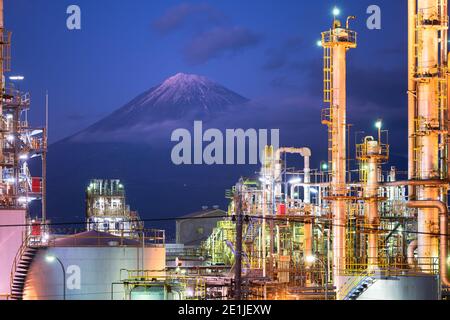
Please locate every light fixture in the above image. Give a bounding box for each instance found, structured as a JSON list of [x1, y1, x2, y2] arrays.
[[305, 255, 316, 264], [316, 40, 323, 47], [42, 233, 49, 242], [259, 177, 269, 184], [9, 75, 25, 81], [375, 120, 382, 129], [332, 7, 341, 17], [321, 163, 328, 170], [45, 255, 56, 263], [288, 177, 302, 184], [186, 288, 194, 297]]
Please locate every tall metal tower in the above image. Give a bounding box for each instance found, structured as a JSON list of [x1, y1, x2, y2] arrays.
[[321, 15, 357, 291], [408, 0, 448, 271]]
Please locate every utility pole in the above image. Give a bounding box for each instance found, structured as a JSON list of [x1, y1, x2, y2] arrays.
[[234, 179, 243, 300], [42, 91, 48, 227]]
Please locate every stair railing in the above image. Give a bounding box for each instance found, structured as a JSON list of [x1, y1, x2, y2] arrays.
[[9, 233, 32, 298], [338, 270, 374, 300]]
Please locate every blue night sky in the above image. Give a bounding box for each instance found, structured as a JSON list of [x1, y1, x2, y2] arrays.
[[6, 0, 406, 146]]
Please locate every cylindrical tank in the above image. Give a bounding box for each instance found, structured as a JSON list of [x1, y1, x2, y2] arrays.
[[22, 230, 165, 300], [130, 286, 165, 300]]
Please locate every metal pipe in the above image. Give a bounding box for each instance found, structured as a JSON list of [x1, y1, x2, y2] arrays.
[[304, 220, 313, 266], [366, 155, 379, 269], [407, 0, 416, 196], [274, 147, 311, 203], [407, 200, 450, 286], [382, 179, 448, 187], [407, 239, 418, 268]]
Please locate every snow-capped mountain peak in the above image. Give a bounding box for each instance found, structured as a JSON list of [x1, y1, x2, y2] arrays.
[[73, 73, 249, 136]]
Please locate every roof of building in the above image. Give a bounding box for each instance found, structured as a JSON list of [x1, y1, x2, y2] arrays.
[[177, 208, 226, 220], [50, 230, 141, 247]]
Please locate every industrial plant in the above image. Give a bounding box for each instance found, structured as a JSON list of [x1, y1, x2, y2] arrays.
[[1, 0, 450, 301]]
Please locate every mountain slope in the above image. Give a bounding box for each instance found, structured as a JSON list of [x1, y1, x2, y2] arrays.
[[71, 73, 249, 140], [47, 73, 254, 231]]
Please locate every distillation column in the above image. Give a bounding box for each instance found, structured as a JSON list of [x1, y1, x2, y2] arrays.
[[409, 0, 448, 270], [357, 136, 389, 269], [321, 17, 357, 291]]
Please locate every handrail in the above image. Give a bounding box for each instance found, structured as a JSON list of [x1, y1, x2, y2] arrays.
[[9, 232, 32, 298], [338, 270, 373, 300]]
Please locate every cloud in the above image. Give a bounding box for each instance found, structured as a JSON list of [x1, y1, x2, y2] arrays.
[[263, 36, 303, 70], [153, 3, 224, 34], [184, 26, 261, 65]]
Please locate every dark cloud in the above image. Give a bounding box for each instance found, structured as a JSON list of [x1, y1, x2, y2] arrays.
[[184, 27, 262, 65], [263, 36, 303, 70], [153, 3, 225, 34]]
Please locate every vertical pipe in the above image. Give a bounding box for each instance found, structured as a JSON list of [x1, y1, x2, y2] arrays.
[[366, 152, 379, 268], [304, 220, 313, 261], [42, 92, 48, 226], [303, 153, 311, 204], [234, 186, 243, 300], [408, 0, 417, 191], [407, 201, 450, 286]]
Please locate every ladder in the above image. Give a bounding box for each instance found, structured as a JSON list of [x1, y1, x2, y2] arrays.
[[323, 47, 333, 103]]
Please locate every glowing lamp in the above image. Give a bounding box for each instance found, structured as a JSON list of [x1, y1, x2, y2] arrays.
[[332, 7, 341, 16], [45, 255, 56, 263]]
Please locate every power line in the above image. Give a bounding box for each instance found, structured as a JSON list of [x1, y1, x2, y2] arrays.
[[0, 213, 447, 238]]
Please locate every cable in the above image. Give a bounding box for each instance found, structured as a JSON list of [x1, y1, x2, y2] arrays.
[[0, 213, 447, 238]]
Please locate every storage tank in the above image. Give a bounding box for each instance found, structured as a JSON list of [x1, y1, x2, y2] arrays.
[[129, 282, 185, 300], [0, 209, 26, 298], [342, 273, 440, 300], [22, 230, 165, 300]]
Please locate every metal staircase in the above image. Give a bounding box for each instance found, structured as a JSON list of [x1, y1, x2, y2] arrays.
[[9, 245, 38, 300], [343, 275, 377, 300]]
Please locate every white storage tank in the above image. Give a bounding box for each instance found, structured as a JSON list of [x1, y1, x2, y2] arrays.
[[22, 230, 165, 300]]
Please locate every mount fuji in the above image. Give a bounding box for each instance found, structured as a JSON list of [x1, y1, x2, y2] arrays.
[[70, 73, 249, 141], [46, 73, 257, 233]]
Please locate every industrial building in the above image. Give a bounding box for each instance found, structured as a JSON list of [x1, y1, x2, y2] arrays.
[[0, 0, 450, 301], [176, 207, 226, 246]]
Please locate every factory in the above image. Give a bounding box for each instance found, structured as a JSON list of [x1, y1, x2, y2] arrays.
[[0, 0, 450, 301]]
